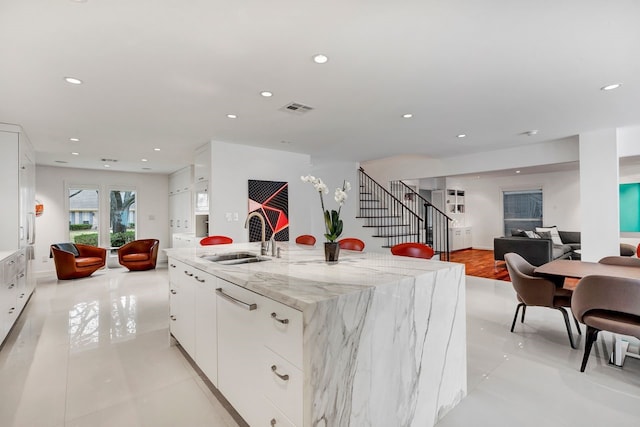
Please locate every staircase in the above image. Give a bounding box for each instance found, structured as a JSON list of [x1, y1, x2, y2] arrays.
[[357, 168, 452, 260]]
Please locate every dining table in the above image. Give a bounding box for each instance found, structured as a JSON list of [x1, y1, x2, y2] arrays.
[[533, 259, 640, 367], [534, 259, 640, 280]]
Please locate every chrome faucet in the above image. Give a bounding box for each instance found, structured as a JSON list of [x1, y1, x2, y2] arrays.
[[244, 212, 268, 255]]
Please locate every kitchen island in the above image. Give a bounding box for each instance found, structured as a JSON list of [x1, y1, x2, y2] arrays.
[[166, 242, 466, 427]]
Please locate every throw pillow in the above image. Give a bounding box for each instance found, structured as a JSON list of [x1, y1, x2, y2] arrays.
[[535, 226, 563, 245], [511, 229, 528, 237], [524, 230, 541, 239], [536, 230, 552, 240]]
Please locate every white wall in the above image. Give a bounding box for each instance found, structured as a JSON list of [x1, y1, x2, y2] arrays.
[[208, 141, 363, 246], [362, 137, 580, 183], [35, 165, 169, 274], [451, 169, 581, 249]]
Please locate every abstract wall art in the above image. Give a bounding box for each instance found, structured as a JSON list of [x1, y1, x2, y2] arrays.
[[248, 180, 289, 242]]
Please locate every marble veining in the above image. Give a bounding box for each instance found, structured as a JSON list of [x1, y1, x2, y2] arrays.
[[166, 243, 466, 426]]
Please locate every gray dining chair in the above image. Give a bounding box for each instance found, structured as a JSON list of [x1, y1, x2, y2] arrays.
[[571, 275, 640, 372], [598, 256, 640, 267], [504, 253, 581, 348]]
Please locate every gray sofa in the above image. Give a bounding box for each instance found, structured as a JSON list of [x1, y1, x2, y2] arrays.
[[494, 229, 635, 266], [494, 233, 574, 267]]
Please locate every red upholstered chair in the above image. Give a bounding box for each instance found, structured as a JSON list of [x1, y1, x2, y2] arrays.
[[295, 235, 316, 245], [338, 238, 365, 251], [117, 239, 159, 271], [391, 242, 435, 259], [51, 243, 107, 280], [200, 235, 233, 246]]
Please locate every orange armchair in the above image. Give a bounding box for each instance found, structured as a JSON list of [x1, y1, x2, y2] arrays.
[[118, 239, 159, 271], [51, 243, 106, 280]]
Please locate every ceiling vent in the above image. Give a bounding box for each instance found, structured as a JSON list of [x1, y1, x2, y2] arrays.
[[100, 158, 119, 162], [279, 102, 314, 115]]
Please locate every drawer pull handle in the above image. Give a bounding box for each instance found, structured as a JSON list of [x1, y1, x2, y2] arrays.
[[183, 270, 193, 277], [170, 315, 176, 321], [270, 419, 276, 426], [170, 289, 177, 295], [170, 263, 176, 268], [271, 365, 289, 381], [194, 276, 205, 283], [216, 288, 257, 311], [270, 312, 289, 324]]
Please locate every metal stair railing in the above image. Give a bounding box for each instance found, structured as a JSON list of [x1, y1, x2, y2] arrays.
[[358, 167, 423, 248], [391, 180, 452, 261]]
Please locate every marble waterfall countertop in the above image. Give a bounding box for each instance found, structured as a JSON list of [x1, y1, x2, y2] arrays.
[[165, 242, 467, 426], [165, 242, 462, 311]]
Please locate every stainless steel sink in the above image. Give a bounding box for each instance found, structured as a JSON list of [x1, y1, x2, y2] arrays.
[[200, 252, 269, 265]]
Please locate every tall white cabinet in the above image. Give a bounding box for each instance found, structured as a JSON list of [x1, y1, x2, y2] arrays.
[[0, 124, 36, 345], [169, 165, 194, 239]]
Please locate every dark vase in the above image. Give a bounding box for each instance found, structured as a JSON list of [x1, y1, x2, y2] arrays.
[[324, 242, 340, 263]]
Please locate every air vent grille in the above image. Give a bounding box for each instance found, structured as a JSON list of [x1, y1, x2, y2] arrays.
[[101, 158, 119, 162], [279, 102, 314, 115]]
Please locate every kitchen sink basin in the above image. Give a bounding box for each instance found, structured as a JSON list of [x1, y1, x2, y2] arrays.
[[200, 252, 269, 265]]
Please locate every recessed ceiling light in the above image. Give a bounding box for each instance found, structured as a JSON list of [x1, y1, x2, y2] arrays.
[[525, 129, 539, 136], [154, 148, 161, 151], [69, 137, 79, 142], [226, 114, 237, 119], [71, 152, 79, 156], [402, 113, 413, 119], [104, 164, 111, 168], [515, 170, 521, 174], [64, 77, 83, 85], [457, 134, 467, 138], [260, 91, 273, 97], [141, 158, 148, 162], [313, 54, 329, 64], [601, 83, 622, 91]]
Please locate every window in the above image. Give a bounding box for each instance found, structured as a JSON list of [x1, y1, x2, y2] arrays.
[[69, 187, 100, 245], [503, 189, 543, 236], [110, 189, 137, 247]]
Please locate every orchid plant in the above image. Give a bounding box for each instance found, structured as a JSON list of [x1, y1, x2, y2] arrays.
[[301, 175, 351, 242]]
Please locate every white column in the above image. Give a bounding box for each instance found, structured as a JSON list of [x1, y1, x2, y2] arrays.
[[579, 129, 619, 262]]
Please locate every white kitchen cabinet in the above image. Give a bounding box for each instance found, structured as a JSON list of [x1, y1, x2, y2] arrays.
[[169, 165, 192, 196], [1, 250, 29, 345], [194, 273, 218, 386], [449, 226, 472, 251], [169, 166, 193, 240], [168, 255, 305, 427], [168, 259, 196, 356], [172, 233, 197, 248], [194, 143, 211, 184], [216, 278, 263, 426]]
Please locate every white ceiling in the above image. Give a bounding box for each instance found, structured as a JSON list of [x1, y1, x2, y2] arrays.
[[1, 0, 639, 174]]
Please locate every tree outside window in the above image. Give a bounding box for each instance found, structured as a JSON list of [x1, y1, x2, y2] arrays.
[[110, 190, 136, 247]]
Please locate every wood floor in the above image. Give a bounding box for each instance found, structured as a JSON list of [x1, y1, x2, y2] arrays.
[[449, 249, 511, 281], [449, 248, 579, 288]]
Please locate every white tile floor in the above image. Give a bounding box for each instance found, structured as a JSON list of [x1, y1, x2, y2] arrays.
[[0, 268, 638, 427]]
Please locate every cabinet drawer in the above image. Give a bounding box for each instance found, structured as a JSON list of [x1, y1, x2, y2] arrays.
[[262, 347, 303, 427], [261, 396, 297, 427], [261, 296, 303, 369], [168, 258, 184, 284]]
